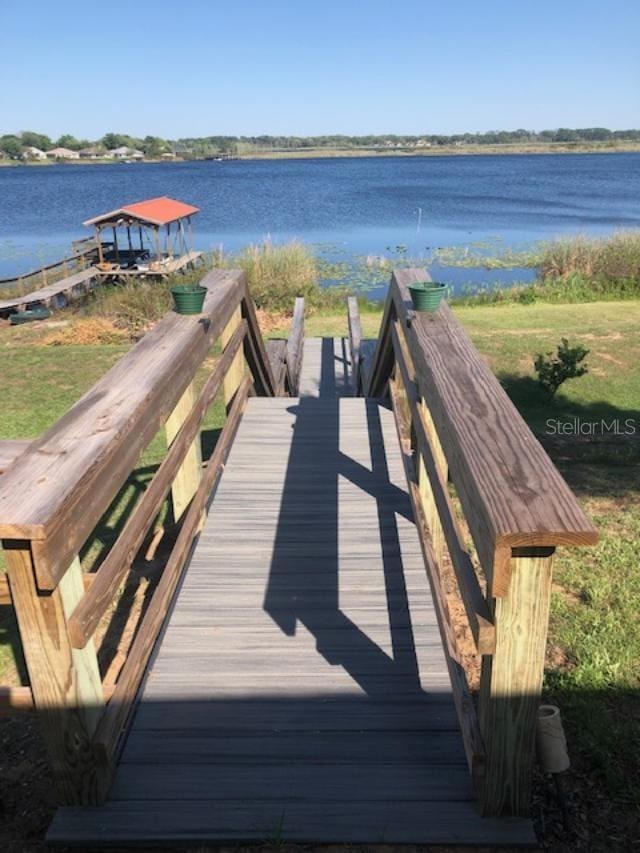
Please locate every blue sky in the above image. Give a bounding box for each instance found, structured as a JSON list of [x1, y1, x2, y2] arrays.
[[1, 0, 638, 138]]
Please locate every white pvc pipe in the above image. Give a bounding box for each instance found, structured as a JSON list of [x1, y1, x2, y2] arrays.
[[536, 704, 570, 773]]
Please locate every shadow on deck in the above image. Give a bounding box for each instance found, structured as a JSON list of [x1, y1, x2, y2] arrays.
[[48, 337, 534, 846]]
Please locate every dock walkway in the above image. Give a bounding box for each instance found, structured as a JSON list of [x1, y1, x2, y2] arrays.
[[49, 336, 534, 846], [0, 267, 98, 317]]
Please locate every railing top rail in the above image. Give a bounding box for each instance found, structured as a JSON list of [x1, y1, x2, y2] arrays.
[[0, 268, 247, 588], [369, 268, 598, 594]]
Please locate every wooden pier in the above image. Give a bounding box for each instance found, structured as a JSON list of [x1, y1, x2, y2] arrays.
[[0, 269, 597, 845], [0, 267, 99, 318]]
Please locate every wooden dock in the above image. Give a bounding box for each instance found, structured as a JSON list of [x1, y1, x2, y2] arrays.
[[0, 267, 98, 317], [48, 357, 534, 846], [0, 268, 597, 846], [93, 250, 204, 278]]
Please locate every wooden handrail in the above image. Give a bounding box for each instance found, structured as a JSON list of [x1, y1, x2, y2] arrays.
[[389, 320, 495, 655], [0, 269, 259, 589], [0, 440, 31, 475], [67, 320, 248, 649], [367, 268, 598, 595], [0, 246, 96, 287], [369, 268, 598, 816]]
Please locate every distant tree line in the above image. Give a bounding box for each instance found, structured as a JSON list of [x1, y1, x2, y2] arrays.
[[2, 128, 640, 160]]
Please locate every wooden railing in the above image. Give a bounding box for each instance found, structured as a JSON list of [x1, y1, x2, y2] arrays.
[[0, 269, 299, 804], [0, 243, 101, 293], [347, 296, 363, 394], [365, 268, 598, 816]]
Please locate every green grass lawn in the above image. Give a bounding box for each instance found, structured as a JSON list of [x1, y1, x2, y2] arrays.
[[0, 300, 638, 837]]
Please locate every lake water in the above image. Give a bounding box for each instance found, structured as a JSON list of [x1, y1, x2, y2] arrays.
[[2, 153, 640, 297]]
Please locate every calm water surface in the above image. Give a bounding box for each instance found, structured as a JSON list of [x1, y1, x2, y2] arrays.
[[1, 153, 639, 295]]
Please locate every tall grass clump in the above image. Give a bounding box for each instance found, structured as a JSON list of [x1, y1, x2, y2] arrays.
[[87, 278, 175, 336], [231, 240, 347, 312], [539, 231, 640, 290]]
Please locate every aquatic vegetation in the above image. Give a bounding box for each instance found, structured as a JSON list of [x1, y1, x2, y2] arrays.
[[538, 230, 640, 283], [430, 241, 542, 269]]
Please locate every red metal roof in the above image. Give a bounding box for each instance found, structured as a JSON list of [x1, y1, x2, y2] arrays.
[[84, 196, 199, 228]]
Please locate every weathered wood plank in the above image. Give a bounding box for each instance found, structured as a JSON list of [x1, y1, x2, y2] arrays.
[[0, 439, 30, 474], [132, 699, 459, 732], [359, 338, 377, 393], [164, 381, 202, 522], [110, 762, 473, 802], [220, 305, 246, 406], [347, 296, 362, 394], [265, 339, 288, 395], [299, 338, 352, 396], [286, 297, 305, 394], [48, 800, 536, 845], [241, 291, 277, 396], [121, 730, 467, 765]]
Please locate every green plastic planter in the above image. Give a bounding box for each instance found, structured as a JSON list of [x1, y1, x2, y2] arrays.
[[408, 281, 448, 313], [9, 308, 51, 325], [171, 285, 207, 315]]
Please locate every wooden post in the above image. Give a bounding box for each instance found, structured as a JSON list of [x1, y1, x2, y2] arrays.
[[220, 305, 246, 408], [165, 382, 203, 523], [3, 542, 107, 804], [96, 227, 104, 267], [112, 227, 120, 266], [478, 549, 554, 816]]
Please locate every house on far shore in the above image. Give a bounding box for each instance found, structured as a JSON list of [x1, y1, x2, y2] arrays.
[[22, 146, 47, 160], [160, 151, 177, 160], [78, 146, 105, 159], [107, 146, 145, 160], [46, 147, 80, 160]]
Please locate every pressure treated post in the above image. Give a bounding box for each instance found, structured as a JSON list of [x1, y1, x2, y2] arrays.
[[165, 382, 203, 522], [220, 305, 246, 407], [3, 542, 107, 804], [478, 549, 554, 815]]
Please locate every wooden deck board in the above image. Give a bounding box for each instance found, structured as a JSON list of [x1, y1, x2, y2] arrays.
[[298, 337, 352, 396], [49, 338, 534, 846], [0, 439, 30, 474], [0, 266, 97, 314]]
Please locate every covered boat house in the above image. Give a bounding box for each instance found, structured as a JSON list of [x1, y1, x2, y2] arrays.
[[83, 196, 203, 277]]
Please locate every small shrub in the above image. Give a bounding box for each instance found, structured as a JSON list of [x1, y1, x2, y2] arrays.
[[534, 338, 589, 398]]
